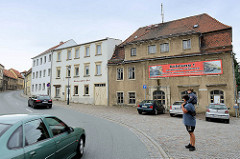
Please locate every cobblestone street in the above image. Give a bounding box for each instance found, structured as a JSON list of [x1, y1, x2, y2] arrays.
[[54, 101, 240, 159]]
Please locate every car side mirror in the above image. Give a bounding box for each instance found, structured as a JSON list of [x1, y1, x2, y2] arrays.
[[66, 127, 74, 133]]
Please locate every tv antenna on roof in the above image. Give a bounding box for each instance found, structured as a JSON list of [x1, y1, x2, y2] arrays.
[[161, 3, 164, 23]]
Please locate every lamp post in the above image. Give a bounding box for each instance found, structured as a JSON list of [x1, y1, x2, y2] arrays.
[[67, 66, 71, 105]]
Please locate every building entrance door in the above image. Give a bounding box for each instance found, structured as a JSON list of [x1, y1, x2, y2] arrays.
[[94, 84, 107, 106], [153, 90, 165, 105]]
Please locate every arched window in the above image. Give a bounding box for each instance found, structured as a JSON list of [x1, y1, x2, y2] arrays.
[[153, 90, 165, 104], [210, 90, 224, 103]]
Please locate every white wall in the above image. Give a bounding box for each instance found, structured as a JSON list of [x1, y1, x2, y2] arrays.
[[51, 38, 122, 105]]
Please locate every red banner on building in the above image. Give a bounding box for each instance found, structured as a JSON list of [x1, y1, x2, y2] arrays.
[[149, 60, 223, 78]]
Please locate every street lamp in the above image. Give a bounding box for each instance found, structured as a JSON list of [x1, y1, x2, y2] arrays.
[[67, 66, 71, 105]]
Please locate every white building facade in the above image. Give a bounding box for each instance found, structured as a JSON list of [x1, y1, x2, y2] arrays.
[[51, 38, 122, 105], [31, 40, 77, 96]]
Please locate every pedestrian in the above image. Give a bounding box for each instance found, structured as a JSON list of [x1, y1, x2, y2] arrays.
[[181, 95, 196, 151], [187, 88, 197, 105]]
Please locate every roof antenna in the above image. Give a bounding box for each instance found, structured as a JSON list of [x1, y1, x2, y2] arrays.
[[161, 3, 164, 23]]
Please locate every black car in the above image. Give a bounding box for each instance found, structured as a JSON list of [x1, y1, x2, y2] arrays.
[[137, 100, 165, 115], [28, 95, 52, 109]]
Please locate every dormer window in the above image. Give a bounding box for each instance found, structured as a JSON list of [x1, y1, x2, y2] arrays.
[[160, 43, 169, 53], [130, 48, 136, 56], [183, 39, 191, 50], [148, 45, 156, 54]]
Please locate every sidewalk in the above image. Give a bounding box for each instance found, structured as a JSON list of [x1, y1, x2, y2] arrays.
[[55, 101, 240, 159]]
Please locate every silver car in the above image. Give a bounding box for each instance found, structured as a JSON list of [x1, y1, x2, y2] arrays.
[[170, 101, 184, 117], [205, 103, 230, 123]]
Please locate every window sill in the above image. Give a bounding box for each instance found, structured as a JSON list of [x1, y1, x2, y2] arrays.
[[54, 97, 61, 98], [95, 54, 102, 56], [66, 59, 72, 61], [128, 78, 135, 80], [95, 74, 102, 76], [83, 94, 90, 96], [116, 79, 123, 81], [74, 57, 80, 59], [66, 77, 71, 78], [56, 61, 61, 62], [56, 77, 61, 79], [73, 94, 79, 96], [84, 75, 90, 77], [84, 56, 90, 58], [74, 76, 80, 78], [183, 48, 191, 50], [160, 51, 169, 53]]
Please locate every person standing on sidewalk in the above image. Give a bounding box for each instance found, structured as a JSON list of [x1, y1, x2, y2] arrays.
[[181, 95, 196, 151], [187, 88, 197, 105]]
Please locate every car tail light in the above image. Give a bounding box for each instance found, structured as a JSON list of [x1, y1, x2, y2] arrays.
[[150, 105, 153, 109], [49, 100, 52, 102], [36, 100, 41, 102], [207, 109, 210, 112], [225, 110, 229, 114], [170, 106, 172, 110], [138, 105, 140, 107]]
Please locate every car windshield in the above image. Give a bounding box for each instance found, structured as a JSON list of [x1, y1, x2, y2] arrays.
[[38, 96, 50, 100], [209, 104, 227, 109], [0, 123, 11, 137], [173, 102, 184, 105], [141, 100, 154, 104]]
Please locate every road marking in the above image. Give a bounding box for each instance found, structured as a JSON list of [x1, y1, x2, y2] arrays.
[[26, 108, 33, 113]]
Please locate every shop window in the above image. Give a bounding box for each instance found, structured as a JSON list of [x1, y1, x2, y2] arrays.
[[153, 90, 165, 104], [210, 90, 224, 103]]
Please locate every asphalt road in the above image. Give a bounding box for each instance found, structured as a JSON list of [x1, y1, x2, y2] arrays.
[[0, 90, 149, 159]]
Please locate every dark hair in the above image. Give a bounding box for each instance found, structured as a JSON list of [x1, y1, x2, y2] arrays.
[[187, 88, 194, 92], [182, 95, 190, 101]]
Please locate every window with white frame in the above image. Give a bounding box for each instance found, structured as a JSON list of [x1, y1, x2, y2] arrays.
[[84, 85, 89, 95], [183, 39, 191, 50], [67, 50, 72, 60], [39, 84, 41, 91], [56, 67, 61, 78], [33, 60, 35, 67], [128, 92, 136, 104], [40, 58, 42, 65], [74, 65, 79, 76], [32, 72, 35, 79], [96, 45, 101, 55], [44, 56, 46, 63], [37, 59, 39, 66], [36, 72, 38, 78], [43, 83, 45, 90], [128, 67, 135, 79], [148, 45, 156, 54], [117, 68, 123, 80], [160, 43, 169, 52], [39, 71, 42, 78], [48, 69, 51, 76], [75, 48, 80, 58], [57, 52, 61, 61], [117, 92, 124, 104], [35, 84, 37, 91], [49, 54, 51, 62], [74, 86, 79, 95], [32, 85, 34, 92], [43, 70, 46, 77], [130, 48, 136, 56], [96, 63, 101, 75], [84, 64, 90, 76], [85, 47, 90, 57]]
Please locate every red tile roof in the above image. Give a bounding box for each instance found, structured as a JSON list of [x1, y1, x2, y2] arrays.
[[109, 13, 231, 64], [10, 68, 23, 78], [3, 69, 17, 79], [121, 13, 231, 46], [32, 41, 67, 59]]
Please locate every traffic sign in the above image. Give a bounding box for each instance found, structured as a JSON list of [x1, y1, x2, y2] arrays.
[[47, 83, 50, 87], [143, 85, 147, 89]]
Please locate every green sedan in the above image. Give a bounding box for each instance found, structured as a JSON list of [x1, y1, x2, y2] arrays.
[[0, 114, 86, 159]]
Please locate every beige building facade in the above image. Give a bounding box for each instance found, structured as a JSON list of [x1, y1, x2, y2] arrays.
[[0, 64, 4, 91], [108, 13, 235, 114]]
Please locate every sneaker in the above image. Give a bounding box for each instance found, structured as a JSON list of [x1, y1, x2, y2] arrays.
[[185, 143, 191, 149], [189, 146, 196, 151]]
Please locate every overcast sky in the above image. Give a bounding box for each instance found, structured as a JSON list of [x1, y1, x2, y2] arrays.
[[0, 0, 239, 71]]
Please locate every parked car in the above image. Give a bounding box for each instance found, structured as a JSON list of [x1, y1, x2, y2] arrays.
[[205, 103, 230, 123], [170, 101, 184, 117], [0, 114, 86, 159], [137, 100, 165, 115], [28, 95, 52, 109]]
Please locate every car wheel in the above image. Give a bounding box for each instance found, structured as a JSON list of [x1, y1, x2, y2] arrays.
[[170, 114, 174, 117], [28, 101, 30, 107], [225, 119, 230, 124], [75, 137, 85, 158], [206, 117, 210, 121], [154, 109, 158, 115], [47, 105, 52, 109], [138, 111, 142, 114], [33, 104, 36, 109]]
